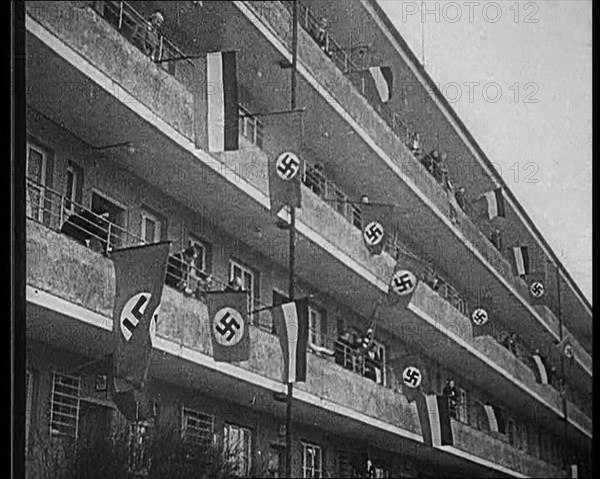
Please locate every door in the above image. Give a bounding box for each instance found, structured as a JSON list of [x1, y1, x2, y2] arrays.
[[26, 142, 47, 222]]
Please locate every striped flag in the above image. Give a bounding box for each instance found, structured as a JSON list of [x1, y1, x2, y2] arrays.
[[110, 242, 170, 420], [531, 353, 549, 384], [511, 246, 530, 276], [416, 394, 454, 447], [272, 299, 309, 383], [483, 404, 499, 432], [207, 51, 239, 152], [206, 291, 250, 362], [484, 188, 505, 219], [368, 66, 393, 103]]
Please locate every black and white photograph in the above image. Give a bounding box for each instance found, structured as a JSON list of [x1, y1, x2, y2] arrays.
[[12, 0, 592, 477]]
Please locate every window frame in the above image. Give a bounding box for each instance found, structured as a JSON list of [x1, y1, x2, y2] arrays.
[[49, 371, 81, 439], [308, 305, 323, 346], [229, 259, 257, 313], [140, 208, 163, 244], [223, 422, 252, 477], [26, 142, 48, 222], [180, 406, 215, 450], [189, 235, 209, 275], [301, 441, 322, 479], [25, 370, 35, 452]]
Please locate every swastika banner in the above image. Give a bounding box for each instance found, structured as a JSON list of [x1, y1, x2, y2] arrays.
[[268, 151, 304, 215], [361, 203, 395, 255], [206, 291, 250, 362], [110, 241, 170, 421]]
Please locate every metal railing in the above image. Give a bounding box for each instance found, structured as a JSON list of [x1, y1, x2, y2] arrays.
[[92, 1, 193, 77]]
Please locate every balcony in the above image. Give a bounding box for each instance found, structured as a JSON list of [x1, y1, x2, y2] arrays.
[[27, 217, 578, 477], [450, 420, 566, 478], [25, 0, 196, 141]]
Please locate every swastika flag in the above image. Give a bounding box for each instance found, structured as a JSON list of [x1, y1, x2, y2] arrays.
[[206, 291, 250, 362], [268, 151, 304, 215], [361, 203, 395, 255], [110, 241, 170, 421], [272, 299, 309, 383]]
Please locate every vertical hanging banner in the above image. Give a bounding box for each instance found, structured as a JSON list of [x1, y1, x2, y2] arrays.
[[361, 203, 395, 255], [110, 242, 170, 421], [272, 298, 309, 383], [206, 51, 239, 152], [511, 246, 530, 277], [206, 291, 250, 362], [484, 188, 506, 220], [368, 66, 393, 103], [268, 151, 304, 215]]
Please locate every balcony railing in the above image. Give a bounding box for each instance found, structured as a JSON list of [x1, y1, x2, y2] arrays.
[[91, 1, 193, 77]]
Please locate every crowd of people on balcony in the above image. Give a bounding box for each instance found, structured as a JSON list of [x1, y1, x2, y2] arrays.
[[60, 209, 111, 255]]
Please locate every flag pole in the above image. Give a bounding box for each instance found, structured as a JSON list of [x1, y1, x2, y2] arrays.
[[286, 2, 299, 477], [556, 261, 568, 470]]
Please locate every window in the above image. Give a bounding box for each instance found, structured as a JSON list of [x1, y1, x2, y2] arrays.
[[507, 417, 517, 446], [223, 423, 252, 476], [181, 407, 215, 449], [91, 191, 127, 250], [457, 388, 468, 423], [302, 442, 322, 478], [26, 370, 35, 452], [229, 260, 257, 313], [238, 105, 264, 147], [308, 305, 323, 346], [26, 142, 47, 222], [65, 161, 83, 214], [50, 372, 81, 439], [128, 421, 151, 476], [140, 209, 162, 244], [189, 236, 209, 274]]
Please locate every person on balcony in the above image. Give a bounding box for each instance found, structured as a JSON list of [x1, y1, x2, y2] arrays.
[[442, 378, 459, 419], [165, 245, 198, 293], [432, 151, 445, 184], [132, 10, 164, 61], [501, 332, 518, 355], [490, 227, 502, 251], [408, 132, 423, 159], [454, 186, 467, 212], [228, 274, 244, 292], [60, 209, 110, 254], [315, 17, 331, 56]]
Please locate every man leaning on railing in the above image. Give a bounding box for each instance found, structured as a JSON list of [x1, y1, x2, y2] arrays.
[[131, 10, 164, 61]]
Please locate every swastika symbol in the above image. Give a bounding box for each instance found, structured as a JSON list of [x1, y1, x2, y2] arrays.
[[402, 367, 422, 388], [363, 222, 384, 246], [275, 152, 300, 181], [530, 281, 545, 298], [471, 308, 489, 326], [391, 270, 416, 296], [213, 308, 244, 346], [120, 292, 154, 342], [564, 344, 573, 359]]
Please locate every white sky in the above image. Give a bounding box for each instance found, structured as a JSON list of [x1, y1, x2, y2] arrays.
[[377, 0, 592, 303]]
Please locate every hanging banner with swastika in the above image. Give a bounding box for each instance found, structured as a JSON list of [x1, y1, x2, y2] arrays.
[[206, 291, 250, 362], [268, 151, 304, 215], [110, 241, 170, 421], [389, 269, 417, 297], [361, 203, 395, 255]]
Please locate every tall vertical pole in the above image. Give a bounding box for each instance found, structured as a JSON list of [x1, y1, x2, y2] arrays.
[[556, 263, 568, 469], [285, 2, 299, 477]]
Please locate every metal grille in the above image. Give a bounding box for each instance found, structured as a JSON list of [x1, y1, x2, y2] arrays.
[[181, 407, 215, 448], [302, 442, 322, 478], [223, 423, 252, 477], [50, 372, 81, 439]]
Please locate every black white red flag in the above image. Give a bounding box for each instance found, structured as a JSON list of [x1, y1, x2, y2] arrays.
[[110, 242, 170, 420], [206, 51, 239, 152], [206, 291, 250, 362], [272, 299, 309, 383]]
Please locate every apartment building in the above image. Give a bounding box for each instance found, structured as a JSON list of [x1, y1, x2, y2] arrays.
[[24, 1, 592, 477]]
